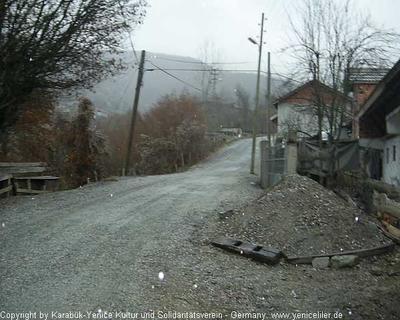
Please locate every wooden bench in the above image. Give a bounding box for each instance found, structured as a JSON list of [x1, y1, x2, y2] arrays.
[[0, 162, 60, 195], [0, 173, 13, 198]]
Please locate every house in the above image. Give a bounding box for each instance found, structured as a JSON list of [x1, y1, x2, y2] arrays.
[[217, 127, 243, 137], [348, 67, 389, 138], [272, 80, 352, 140], [356, 60, 400, 187]]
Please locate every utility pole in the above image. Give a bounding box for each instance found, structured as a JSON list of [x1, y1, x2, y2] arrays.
[[316, 52, 324, 183], [211, 67, 219, 97], [249, 12, 265, 174], [123, 50, 146, 176], [267, 52, 271, 147]]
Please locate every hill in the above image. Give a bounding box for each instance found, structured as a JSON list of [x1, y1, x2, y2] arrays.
[[59, 51, 285, 114]]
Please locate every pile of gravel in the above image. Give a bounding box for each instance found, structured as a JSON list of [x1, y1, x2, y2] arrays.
[[216, 173, 390, 256]]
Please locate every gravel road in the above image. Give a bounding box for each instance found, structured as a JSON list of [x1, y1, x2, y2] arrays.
[[0, 138, 265, 315], [3, 139, 399, 320]]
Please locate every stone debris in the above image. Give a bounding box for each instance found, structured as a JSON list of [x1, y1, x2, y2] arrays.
[[218, 209, 235, 220], [370, 266, 384, 276], [330, 255, 360, 268], [217, 173, 391, 257], [312, 257, 330, 269]]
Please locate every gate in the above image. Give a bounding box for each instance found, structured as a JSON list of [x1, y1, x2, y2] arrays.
[[260, 141, 286, 189]]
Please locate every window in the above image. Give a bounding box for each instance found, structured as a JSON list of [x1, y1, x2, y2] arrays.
[[387, 148, 389, 164], [394, 145, 397, 161]]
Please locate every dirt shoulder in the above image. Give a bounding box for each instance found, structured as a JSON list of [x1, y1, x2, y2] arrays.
[[197, 173, 400, 319]]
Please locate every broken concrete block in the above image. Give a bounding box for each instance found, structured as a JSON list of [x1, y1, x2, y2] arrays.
[[312, 257, 330, 269], [330, 255, 360, 268], [211, 237, 284, 265]]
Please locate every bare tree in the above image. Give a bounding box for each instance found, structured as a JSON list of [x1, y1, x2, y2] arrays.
[[0, 0, 147, 139], [196, 40, 223, 100], [286, 0, 400, 176], [234, 84, 251, 131], [279, 111, 313, 138]]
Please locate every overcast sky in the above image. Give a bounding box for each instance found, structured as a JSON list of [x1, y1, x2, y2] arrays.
[[131, 0, 400, 77]]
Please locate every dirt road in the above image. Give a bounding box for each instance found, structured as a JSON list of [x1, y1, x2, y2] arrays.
[[2, 139, 399, 320], [0, 139, 264, 314]]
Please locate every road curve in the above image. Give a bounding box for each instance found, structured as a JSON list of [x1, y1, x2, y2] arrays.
[[0, 138, 264, 313]]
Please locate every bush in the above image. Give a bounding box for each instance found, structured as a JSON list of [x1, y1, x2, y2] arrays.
[[136, 94, 207, 174]]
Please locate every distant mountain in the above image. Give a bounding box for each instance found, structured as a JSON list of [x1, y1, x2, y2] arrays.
[[59, 51, 285, 114]]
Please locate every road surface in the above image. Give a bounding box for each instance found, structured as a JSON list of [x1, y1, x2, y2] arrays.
[[0, 138, 264, 314]]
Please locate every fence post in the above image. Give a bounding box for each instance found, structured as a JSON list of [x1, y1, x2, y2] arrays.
[[260, 140, 268, 189]]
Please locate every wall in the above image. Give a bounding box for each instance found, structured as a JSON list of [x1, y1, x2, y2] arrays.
[[277, 102, 337, 138], [387, 106, 400, 135], [351, 83, 378, 138], [277, 102, 319, 137], [352, 83, 377, 108], [276, 81, 352, 139], [383, 134, 400, 187]]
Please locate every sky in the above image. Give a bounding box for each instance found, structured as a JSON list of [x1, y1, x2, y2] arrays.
[[131, 0, 400, 77]]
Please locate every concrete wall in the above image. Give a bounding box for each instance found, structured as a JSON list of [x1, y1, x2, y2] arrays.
[[383, 134, 400, 187]]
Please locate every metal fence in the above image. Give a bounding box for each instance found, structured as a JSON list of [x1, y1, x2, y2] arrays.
[[260, 141, 286, 189]]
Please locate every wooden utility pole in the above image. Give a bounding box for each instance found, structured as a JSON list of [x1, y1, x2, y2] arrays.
[[250, 12, 265, 174], [267, 52, 271, 147], [123, 50, 146, 176], [315, 52, 324, 184], [211, 67, 219, 97]]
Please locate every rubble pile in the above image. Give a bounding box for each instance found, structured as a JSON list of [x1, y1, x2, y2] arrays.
[[217, 173, 390, 256]]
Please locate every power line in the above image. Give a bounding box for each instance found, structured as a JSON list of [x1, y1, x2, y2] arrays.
[[128, 34, 140, 66], [147, 61, 204, 93], [145, 67, 262, 73], [149, 56, 205, 64], [272, 72, 302, 84], [147, 61, 304, 100], [271, 65, 303, 84], [145, 63, 304, 85], [273, 52, 293, 72], [212, 61, 256, 65], [144, 67, 294, 75], [148, 56, 256, 65], [145, 68, 212, 72], [116, 68, 138, 111], [147, 61, 235, 104]]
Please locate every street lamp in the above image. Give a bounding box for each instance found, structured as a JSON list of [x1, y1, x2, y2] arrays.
[[249, 13, 264, 174], [248, 37, 258, 45]]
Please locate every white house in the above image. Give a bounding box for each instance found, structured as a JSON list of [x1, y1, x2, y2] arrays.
[[272, 80, 352, 140]]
